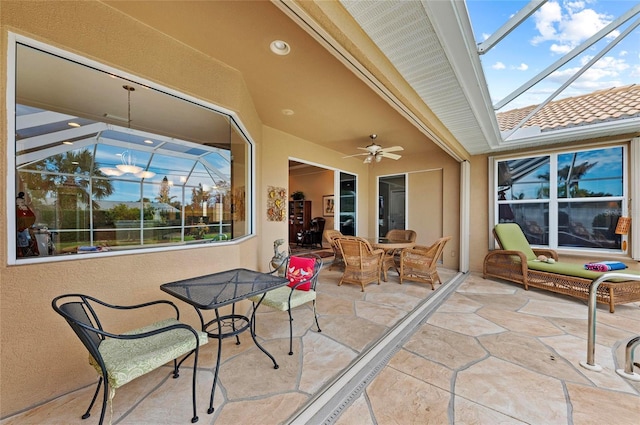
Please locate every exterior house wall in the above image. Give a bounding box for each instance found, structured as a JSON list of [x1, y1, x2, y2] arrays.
[[0, 1, 263, 417], [1, 1, 466, 419]]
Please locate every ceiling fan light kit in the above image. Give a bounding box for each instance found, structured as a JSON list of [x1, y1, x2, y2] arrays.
[[344, 134, 404, 163], [98, 85, 156, 179]]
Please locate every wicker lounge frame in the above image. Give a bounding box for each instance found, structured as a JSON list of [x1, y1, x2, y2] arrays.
[[483, 223, 640, 313]]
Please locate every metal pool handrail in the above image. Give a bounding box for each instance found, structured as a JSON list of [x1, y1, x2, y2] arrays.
[[579, 272, 640, 372], [616, 336, 640, 381]]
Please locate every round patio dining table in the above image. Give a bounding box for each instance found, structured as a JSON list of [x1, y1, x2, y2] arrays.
[[366, 237, 416, 281]]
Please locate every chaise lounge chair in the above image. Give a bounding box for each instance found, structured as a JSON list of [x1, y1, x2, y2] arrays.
[[483, 223, 640, 313]]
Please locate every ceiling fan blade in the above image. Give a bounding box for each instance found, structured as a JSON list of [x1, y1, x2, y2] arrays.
[[380, 146, 404, 153], [342, 153, 368, 158], [381, 152, 402, 160]]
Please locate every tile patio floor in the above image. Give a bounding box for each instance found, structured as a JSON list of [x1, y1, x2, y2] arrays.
[[2, 262, 639, 424]]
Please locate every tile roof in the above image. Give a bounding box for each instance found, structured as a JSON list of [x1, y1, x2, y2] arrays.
[[496, 84, 640, 132]]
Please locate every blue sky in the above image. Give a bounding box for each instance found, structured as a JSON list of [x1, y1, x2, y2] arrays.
[[465, 0, 639, 112]]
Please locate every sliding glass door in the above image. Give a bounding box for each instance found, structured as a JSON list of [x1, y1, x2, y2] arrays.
[[339, 172, 356, 235], [378, 175, 406, 236]]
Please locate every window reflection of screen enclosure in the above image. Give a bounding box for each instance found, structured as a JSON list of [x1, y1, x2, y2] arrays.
[[13, 42, 252, 260], [495, 146, 625, 251]]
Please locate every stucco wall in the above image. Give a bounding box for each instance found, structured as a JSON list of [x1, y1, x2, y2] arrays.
[[469, 154, 490, 272], [260, 126, 371, 269], [0, 1, 264, 417], [367, 150, 462, 271]]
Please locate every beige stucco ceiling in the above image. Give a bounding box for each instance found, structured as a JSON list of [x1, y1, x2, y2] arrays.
[[99, 0, 454, 163], [83, 0, 639, 161]]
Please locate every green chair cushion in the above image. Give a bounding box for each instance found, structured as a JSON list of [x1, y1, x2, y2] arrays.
[[249, 286, 317, 311], [527, 260, 640, 281], [494, 223, 537, 261], [89, 318, 208, 389]]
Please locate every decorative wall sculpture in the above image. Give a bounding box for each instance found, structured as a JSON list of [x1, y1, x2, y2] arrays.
[[267, 186, 287, 221]]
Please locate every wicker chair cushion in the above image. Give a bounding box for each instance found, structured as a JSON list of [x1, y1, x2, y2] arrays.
[[494, 223, 537, 260], [287, 256, 316, 291], [250, 286, 317, 311], [528, 259, 640, 281], [89, 318, 208, 389]]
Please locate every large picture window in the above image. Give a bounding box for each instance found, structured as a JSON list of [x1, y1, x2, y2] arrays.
[[12, 41, 253, 262], [495, 146, 626, 251]]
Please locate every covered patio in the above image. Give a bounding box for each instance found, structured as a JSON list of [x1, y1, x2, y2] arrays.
[[3, 264, 638, 424]]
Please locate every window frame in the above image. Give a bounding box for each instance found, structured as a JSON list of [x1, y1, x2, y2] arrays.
[[490, 143, 629, 255], [7, 33, 256, 265]]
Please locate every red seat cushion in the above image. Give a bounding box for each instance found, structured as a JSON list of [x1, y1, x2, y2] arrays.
[[287, 256, 315, 291]]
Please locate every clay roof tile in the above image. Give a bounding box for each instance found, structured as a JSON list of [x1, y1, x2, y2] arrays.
[[497, 84, 640, 132]]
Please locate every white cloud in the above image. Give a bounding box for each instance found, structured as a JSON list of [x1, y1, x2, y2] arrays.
[[531, 1, 562, 45], [515, 63, 529, 71], [565, 1, 585, 11], [482, 32, 490, 41], [619, 50, 628, 57], [531, 1, 614, 52], [492, 62, 506, 70], [546, 54, 629, 90], [550, 43, 572, 54]]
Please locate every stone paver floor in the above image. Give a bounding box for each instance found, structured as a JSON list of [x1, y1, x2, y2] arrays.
[[3, 263, 639, 425]]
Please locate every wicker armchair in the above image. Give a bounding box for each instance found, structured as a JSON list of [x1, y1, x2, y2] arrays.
[[399, 236, 451, 289], [324, 229, 346, 270], [335, 237, 384, 291], [381, 229, 417, 280]]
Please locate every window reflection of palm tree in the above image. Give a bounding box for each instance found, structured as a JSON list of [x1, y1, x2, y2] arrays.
[[21, 150, 114, 205], [558, 159, 597, 198], [19, 149, 114, 233]]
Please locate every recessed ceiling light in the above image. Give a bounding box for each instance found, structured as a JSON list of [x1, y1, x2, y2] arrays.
[[270, 40, 290, 56], [68, 122, 80, 128], [282, 109, 295, 116], [144, 139, 153, 144], [62, 141, 73, 145]]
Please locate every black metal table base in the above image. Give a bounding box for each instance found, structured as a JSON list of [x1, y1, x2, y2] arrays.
[[196, 299, 279, 414]]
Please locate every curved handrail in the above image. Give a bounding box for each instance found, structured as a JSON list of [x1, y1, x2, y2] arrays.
[[579, 272, 640, 372], [616, 336, 640, 381]]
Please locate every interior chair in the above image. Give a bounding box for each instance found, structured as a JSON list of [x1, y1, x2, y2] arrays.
[[249, 253, 323, 355], [52, 294, 208, 425], [399, 236, 451, 289], [336, 237, 384, 291], [309, 217, 326, 248], [381, 229, 417, 280], [323, 229, 346, 270]]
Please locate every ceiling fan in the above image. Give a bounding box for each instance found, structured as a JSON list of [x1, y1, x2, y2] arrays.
[[344, 134, 404, 163]]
